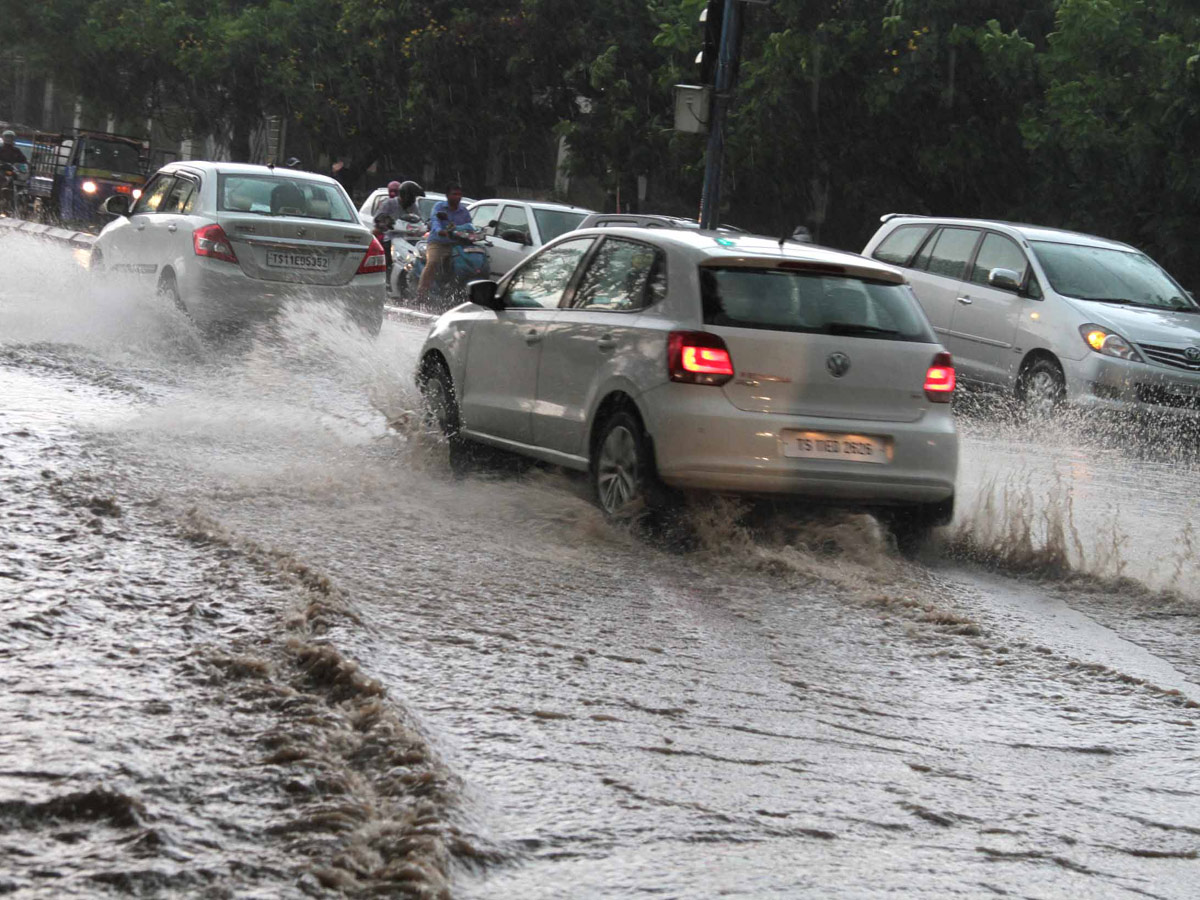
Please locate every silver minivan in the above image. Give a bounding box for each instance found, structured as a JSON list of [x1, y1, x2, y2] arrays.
[[417, 228, 958, 550], [863, 215, 1200, 414]]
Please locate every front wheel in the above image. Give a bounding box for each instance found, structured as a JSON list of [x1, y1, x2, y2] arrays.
[[1017, 357, 1065, 417]]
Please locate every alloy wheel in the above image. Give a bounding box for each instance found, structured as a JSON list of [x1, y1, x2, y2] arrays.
[[1023, 369, 1063, 416], [597, 424, 640, 515]]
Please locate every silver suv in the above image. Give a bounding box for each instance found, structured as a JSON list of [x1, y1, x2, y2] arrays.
[[417, 228, 958, 549], [863, 215, 1200, 414]]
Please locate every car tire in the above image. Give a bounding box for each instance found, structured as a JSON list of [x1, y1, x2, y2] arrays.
[[156, 270, 189, 317], [89, 247, 105, 275], [591, 408, 664, 520], [880, 496, 954, 559], [419, 358, 472, 472], [1017, 357, 1065, 416]]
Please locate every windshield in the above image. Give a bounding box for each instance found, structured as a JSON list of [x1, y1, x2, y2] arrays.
[[534, 208, 587, 242], [76, 138, 142, 174], [218, 174, 355, 222], [1031, 241, 1196, 310], [701, 267, 935, 342]]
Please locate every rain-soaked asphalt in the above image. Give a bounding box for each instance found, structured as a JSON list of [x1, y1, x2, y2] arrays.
[[2, 235, 1198, 898]]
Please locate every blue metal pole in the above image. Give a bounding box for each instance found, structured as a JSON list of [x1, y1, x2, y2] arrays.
[[698, 0, 742, 231]]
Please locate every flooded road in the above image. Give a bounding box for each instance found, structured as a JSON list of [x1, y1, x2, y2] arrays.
[[2, 236, 1198, 898]]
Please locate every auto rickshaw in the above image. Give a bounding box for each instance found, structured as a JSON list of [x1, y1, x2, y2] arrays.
[[28, 130, 150, 230]]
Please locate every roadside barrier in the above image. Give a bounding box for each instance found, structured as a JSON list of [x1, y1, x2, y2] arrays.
[[0, 216, 96, 248]]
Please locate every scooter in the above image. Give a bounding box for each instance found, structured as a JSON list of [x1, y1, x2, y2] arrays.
[[401, 218, 490, 309], [382, 213, 432, 299]]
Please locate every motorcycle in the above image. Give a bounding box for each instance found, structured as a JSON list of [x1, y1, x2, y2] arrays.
[[401, 217, 490, 309], [0, 161, 30, 219], [378, 212, 432, 299]]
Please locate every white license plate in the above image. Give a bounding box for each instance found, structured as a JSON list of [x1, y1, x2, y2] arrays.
[[266, 250, 329, 271], [781, 430, 890, 464]]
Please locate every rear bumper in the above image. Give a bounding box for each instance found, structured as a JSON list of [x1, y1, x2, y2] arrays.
[[181, 260, 385, 329], [639, 383, 958, 505]]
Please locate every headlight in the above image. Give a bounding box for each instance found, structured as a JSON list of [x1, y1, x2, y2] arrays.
[[132, 188, 142, 200], [1080, 324, 1141, 361], [81, 180, 98, 194]]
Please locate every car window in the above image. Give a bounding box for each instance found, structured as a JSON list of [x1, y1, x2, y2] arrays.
[[496, 204, 531, 243], [370, 193, 386, 215], [217, 174, 355, 222], [872, 224, 933, 266], [132, 174, 174, 214], [700, 267, 935, 342], [503, 237, 594, 309], [571, 238, 664, 312], [532, 208, 587, 242], [470, 203, 498, 230], [161, 177, 197, 214], [920, 227, 980, 280], [970, 233, 1028, 286]]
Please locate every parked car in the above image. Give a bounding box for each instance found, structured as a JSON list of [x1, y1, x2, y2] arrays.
[[416, 228, 959, 551], [863, 215, 1200, 414], [92, 161, 386, 333], [465, 198, 594, 278]]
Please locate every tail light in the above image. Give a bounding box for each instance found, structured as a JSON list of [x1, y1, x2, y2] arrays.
[[668, 331, 734, 385], [357, 236, 387, 275], [192, 224, 238, 264], [924, 351, 955, 402]]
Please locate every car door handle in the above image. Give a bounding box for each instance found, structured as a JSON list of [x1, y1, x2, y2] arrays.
[[956, 295, 973, 305], [135, 222, 145, 231], [524, 328, 542, 345], [166, 223, 177, 233], [597, 334, 617, 351]]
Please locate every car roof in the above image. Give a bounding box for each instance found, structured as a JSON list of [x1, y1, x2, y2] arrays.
[[879, 213, 1139, 252], [570, 227, 906, 283], [159, 160, 343, 187], [470, 198, 593, 213]]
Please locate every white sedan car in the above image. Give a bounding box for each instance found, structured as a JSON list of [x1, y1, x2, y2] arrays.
[[417, 228, 959, 551], [93, 161, 386, 333], [466, 198, 594, 278], [356, 189, 473, 229]]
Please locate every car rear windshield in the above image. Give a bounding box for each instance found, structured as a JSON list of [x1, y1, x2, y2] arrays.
[[218, 174, 355, 222], [1029, 241, 1197, 310], [700, 266, 935, 342], [534, 209, 587, 242]]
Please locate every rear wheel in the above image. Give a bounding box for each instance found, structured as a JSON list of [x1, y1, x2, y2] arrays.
[[591, 409, 660, 519], [1017, 357, 1065, 416], [156, 270, 189, 317], [880, 496, 954, 559]]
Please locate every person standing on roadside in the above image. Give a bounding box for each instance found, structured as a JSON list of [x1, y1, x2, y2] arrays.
[[416, 183, 470, 303]]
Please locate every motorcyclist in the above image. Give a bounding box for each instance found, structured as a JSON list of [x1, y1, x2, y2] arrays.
[[0, 130, 27, 166], [0, 130, 29, 216], [416, 183, 471, 304], [374, 181, 424, 278]]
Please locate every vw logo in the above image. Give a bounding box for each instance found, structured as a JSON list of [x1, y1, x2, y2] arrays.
[[1186, 347, 1200, 362], [826, 352, 851, 378]]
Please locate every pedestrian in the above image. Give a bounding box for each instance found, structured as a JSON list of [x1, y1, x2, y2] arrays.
[[416, 183, 470, 304]]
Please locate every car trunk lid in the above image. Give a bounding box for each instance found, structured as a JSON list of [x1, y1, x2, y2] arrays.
[[216, 214, 372, 286]]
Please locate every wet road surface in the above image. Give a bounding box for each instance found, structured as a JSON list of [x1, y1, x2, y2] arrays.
[[2, 236, 1198, 898]]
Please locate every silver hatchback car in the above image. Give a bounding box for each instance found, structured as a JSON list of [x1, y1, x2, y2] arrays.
[[417, 229, 959, 547], [863, 215, 1200, 415], [93, 161, 386, 333]]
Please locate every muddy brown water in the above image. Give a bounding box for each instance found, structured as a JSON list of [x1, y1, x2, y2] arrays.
[[2, 237, 1198, 898]]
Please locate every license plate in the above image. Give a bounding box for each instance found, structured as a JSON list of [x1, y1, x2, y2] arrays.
[[781, 430, 890, 464], [266, 250, 329, 271]]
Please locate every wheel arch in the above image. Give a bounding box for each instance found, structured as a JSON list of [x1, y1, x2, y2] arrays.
[[588, 389, 655, 471], [1016, 347, 1063, 390]]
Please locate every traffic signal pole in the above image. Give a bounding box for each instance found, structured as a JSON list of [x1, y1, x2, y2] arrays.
[[698, 0, 743, 231]]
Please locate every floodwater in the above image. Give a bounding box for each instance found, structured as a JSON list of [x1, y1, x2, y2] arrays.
[[2, 235, 1198, 898]]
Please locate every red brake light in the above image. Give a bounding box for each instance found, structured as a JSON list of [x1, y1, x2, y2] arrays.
[[192, 224, 238, 264], [668, 331, 734, 385], [357, 236, 387, 275], [924, 351, 955, 402]]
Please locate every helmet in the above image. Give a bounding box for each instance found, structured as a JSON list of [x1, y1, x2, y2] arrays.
[[386, 180, 401, 197], [1, 130, 15, 141], [398, 180, 424, 208]]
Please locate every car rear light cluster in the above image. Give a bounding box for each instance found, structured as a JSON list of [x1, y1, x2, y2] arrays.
[[357, 236, 387, 275], [924, 351, 955, 402], [668, 331, 734, 385], [193, 224, 238, 264]]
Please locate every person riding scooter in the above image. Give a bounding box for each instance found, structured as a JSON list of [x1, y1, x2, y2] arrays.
[[416, 183, 470, 304]]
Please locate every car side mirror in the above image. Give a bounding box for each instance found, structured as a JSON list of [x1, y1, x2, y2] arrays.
[[987, 267, 1022, 293], [468, 279, 501, 310], [102, 194, 131, 217], [500, 229, 529, 245]]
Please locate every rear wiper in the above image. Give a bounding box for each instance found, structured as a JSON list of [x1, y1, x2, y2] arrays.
[[825, 322, 901, 336]]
